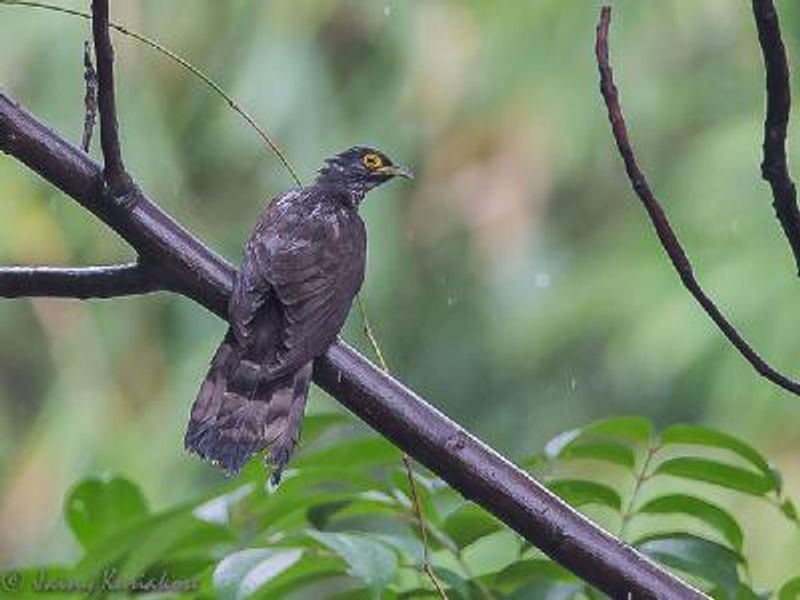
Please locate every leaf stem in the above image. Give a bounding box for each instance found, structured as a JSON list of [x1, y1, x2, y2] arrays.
[[618, 444, 659, 540], [357, 296, 448, 599]]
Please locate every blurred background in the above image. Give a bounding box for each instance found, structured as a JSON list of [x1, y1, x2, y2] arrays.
[[1, 0, 800, 589]]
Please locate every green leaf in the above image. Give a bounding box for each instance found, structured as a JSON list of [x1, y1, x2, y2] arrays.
[[65, 476, 149, 549], [779, 577, 800, 600], [508, 581, 582, 600], [251, 467, 389, 534], [770, 467, 784, 495], [558, 440, 636, 469], [432, 566, 474, 599], [713, 582, 770, 600], [280, 467, 390, 495], [256, 491, 349, 536], [372, 533, 425, 567], [306, 497, 405, 534], [140, 556, 213, 582], [74, 513, 171, 577], [214, 548, 303, 600], [331, 589, 394, 600], [300, 413, 351, 444], [583, 416, 654, 443], [119, 513, 232, 580], [307, 500, 354, 529], [637, 533, 743, 597], [486, 559, 576, 593], [193, 483, 255, 526], [637, 494, 743, 551], [307, 531, 397, 590], [294, 437, 401, 470], [661, 425, 772, 478], [521, 453, 548, 471], [780, 499, 799, 523], [249, 556, 347, 599], [390, 468, 441, 524], [442, 504, 502, 549], [544, 429, 582, 458], [653, 457, 775, 496], [547, 480, 621, 511], [544, 417, 651, 460]]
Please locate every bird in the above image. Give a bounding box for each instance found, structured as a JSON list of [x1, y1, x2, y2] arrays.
[[184, 146, 413, 483]]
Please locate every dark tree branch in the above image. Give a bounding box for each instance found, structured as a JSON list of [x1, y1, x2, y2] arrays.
[[91, 0, 130, 192], [752, 0, 800, 275], [317, 347, 708, 600], [0, 93, 704, 600], [0, 263, 161, 299], [81, 40, 97, 153], [596, 7, 800, 398]]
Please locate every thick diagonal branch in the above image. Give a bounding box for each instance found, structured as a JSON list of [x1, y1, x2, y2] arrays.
[[596, 6, 800, 397], [752, 0, 800, 275], [0, 263, 161, 298], [0, 91, 703, 599]]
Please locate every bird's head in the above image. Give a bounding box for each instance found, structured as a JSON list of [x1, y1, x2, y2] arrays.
[[316, 146, 413, 200]]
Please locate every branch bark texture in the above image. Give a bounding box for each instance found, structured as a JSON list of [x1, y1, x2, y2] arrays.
[[0, 3, 708, 598], [752, 0, 800, 275], [0, 263, 160, 298], [91, 0, 128, 191]]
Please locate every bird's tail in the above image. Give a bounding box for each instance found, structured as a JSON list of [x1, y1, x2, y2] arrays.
[[184, 331, 312, 482]]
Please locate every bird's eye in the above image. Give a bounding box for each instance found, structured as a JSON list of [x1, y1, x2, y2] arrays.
[[362, 153, 384, 170]]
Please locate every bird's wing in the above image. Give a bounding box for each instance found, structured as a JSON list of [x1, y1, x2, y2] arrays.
[[229, 190, 366, 379]]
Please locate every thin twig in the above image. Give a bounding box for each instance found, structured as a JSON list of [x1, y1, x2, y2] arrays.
[[356, 295, 389, 371], [0, 264, 161, 298], [618, 445, 659, 540], [0, 0, 302, 187], [81, 40, 97, 153], [596, 6, 800, 398], [91, 0, 128, 191], [358, 296, 448, 599], [403, 455, 450, 600], [752, 0, 800, 276]]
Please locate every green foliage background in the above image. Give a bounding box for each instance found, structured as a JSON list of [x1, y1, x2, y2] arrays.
[[2, 0, 800, 595], [4, 417, 800, 598]]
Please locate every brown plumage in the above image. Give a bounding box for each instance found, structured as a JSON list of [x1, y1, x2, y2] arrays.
[[185, 146, 412, 482]]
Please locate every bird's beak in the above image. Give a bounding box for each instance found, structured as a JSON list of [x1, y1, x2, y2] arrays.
[[379, 164, 414, 179]]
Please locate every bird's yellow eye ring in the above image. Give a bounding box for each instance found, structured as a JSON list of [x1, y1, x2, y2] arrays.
[[362, 153, 384, 171]]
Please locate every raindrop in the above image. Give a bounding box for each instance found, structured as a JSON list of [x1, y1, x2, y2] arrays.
[[384, 5, 392, 17], [569, 377, 577, 392], [535, 272, 551, 288]]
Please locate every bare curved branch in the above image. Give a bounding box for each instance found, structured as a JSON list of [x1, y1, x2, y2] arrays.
[[596, 6, 800, 397], [752, 0, 800, 275]]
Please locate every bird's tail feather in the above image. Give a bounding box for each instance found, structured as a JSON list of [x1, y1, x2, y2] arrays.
[[185, 330, 312, 481]]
